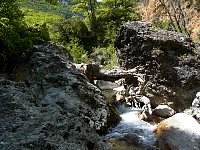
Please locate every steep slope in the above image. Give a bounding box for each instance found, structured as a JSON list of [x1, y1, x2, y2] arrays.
[[138, 0, 200, 41]]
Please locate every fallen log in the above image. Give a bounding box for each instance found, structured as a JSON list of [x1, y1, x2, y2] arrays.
[[74, 63, 146, 84]]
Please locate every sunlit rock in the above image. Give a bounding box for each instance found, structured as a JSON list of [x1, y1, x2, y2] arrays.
[[155, 113, 200, 150]]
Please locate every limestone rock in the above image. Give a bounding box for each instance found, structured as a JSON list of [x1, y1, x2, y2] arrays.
[[115, 21, 192, 70], [155, 113, 200, 150], [115, 21, 200, 111], [0, 42, 120, 150], [153, 105, 175, 118]]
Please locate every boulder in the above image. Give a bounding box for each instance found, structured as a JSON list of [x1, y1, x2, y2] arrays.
[[155, 113, 200, 150], [115, 21, 192, 70], [0, 42, 120, 150], [184, 92, 200, 122], [153, 105, 175, 118], [115, 21, 200, 111], [192, 92, 200, 108]]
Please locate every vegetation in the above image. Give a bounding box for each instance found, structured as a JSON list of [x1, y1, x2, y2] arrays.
[[0, 0, 50, 73], [60, 0, 139, 65], [0, 0, 140, 72], [2, 0, 198, 72], [21, 7, 63, 41], [152, 0, 190, 36]]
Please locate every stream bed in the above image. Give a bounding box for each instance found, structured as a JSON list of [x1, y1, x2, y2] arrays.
[[104, 105, 159, 150]]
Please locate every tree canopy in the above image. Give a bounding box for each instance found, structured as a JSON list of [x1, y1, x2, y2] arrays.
[[0, 0, 49, 73]]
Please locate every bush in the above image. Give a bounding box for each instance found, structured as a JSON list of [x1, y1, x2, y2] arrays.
[[65, 38, 90, 63], [0, 0, 50, 73], [92, 45, 117, 69], [55, 16, 95, 53]]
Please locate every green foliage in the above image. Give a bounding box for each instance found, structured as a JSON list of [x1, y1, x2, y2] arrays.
[[53, 0, 140, 65], [21, 7, 63, 41], [0, 0, 50, 73], [20, 0, 73, 18], [45, 0, 59, 5], [92, 45, 118, 69], [16, 0, 140, 67], [152, 19, 190, 36], [65, 38, 90, 63], [55, 16, 95, 52], [96, 0, 139, 46], [152, 19, 173, 30]]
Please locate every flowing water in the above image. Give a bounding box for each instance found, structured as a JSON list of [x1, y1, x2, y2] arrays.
[[103, 90, 159, 150]]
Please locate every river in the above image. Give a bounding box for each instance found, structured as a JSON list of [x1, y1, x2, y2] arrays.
[[103, 90, 159, 150]]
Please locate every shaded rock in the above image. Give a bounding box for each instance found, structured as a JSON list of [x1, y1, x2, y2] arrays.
[[153, 105, 175, 118], [155, 113, 200, 150], [0, 42, 120, 150], [115, 21, 193, 70], [115, 21, 200, 111]]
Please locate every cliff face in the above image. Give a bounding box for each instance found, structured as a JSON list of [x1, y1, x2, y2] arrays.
[[138, 0, 200, 41], [0, 42, 119, 150], [115, 21, 200, 110]]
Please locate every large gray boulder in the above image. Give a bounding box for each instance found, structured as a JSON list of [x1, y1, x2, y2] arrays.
[[0, 42, 120, 150], [115, 21, 192, 70], [115, 21, 200, 111], [155, 113, 200, 150]]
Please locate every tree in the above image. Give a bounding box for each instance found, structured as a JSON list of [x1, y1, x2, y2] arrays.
[[95, 0, 139, 46], [0, 0, 50, 73], [56, 16, 94, 52], [71, 0, 98, 32], [157, 0, 190, 36]]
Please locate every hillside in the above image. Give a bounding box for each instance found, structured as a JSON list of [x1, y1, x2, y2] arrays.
[[138, 0, 200, 41]]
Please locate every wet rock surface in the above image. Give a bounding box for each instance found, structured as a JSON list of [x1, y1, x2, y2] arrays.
[[0, 42, 120, 150], [115, 21, 200, 111]]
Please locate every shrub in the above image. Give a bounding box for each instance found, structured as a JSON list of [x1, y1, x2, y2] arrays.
[[65, 38, 90, 63], [55, 16, 95, 53], [92, 45, 117, 69], [0, 0, 50, 73]]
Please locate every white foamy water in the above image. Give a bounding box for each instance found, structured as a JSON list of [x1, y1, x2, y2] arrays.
[[105, 107, 159, 150]]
